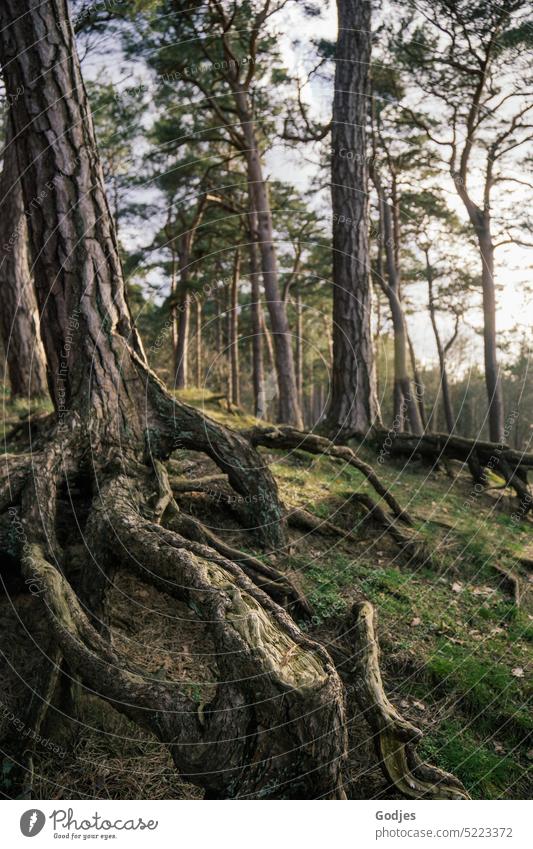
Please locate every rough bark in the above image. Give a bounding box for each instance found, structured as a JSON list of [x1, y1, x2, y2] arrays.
[[373, 171, 423, 435], [232, 88, 302, 428], [248, 214, 266, 418], [194, 296, 202, 387], [372, 429, 532, 512], [325, 0, 379, 438], [229, 249, 240, 407], [426, 252, 456, 433], [175, 277, 189, 389], [0, 112, 47, 398]]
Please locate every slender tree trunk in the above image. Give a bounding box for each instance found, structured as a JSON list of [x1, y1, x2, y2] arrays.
[[325, 0, 379, 438], [194, 296, 202, 387], [232, 89, 302, 427], [478, 225, 504, 442], [426, 258, 455, 434], [229, 249, 240, 407], [294, 291, 304, 410], [175, 280, 189, 390], [452, 174, 504, 442], [169, 245, 179, 369], [0, 113, 48, 398], [407, 330, 427, 429], [248, 214, 266, 418], [374, 177, 423, 435]]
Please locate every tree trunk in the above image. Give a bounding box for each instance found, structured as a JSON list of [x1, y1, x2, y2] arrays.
[[195, 296, 202, 387], [0, 113, 48, 398], [407, 330, 427, 429], [374, 176, 423, 436], [248, 214, 266, 418], [174, 245, 191, 390], [325, 0, 379, 438], [478, 225, 504, 442], [295, 290, 304, 409], [232, 88, 302, 427], [229, 249, 240, 407]]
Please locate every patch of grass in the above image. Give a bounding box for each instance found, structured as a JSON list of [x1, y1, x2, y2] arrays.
[[419, 720, 527, 799]]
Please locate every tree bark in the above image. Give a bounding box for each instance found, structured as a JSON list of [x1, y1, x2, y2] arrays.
[[478, 224, 504, 442], [229, 249, 240, 407], [0, 112, 47, 399], [373, 173, 423, 435], [325, 0, 379, 438], [194, 296, 202, 387], [0, 0, 469, 803], [248, 214, 266, 418], [174, 259, 190, 390], [232, 88, 302, 427], [426, 252, 455, 433], [294, 290, 304, 409]]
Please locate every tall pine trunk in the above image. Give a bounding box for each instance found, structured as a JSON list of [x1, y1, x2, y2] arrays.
[[0, 113, 47, 398], [325, 0, 379, 438]]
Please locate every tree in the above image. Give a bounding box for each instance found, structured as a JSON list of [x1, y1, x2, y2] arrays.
[[325, 0, 380, 437], [398, 0, 533, 441], [0, 0, 348, 799], [0, 0, 470, 803], [0, 111, 47, 398]]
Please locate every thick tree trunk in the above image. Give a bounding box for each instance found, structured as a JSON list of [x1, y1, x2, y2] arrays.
[[0, 113, 47, 398], [325, 0, 379, 438], [248, 216, 266, 418], [232, 89, 302, 427]]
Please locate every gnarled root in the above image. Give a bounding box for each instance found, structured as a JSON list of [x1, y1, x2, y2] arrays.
[[18, 466, 347, 800], [244, 425, 412, 525], [152, 460, 311, 615], [348, 601, 469, 799]]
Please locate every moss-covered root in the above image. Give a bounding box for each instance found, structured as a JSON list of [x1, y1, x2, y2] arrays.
[[350, 601, 470, 800]]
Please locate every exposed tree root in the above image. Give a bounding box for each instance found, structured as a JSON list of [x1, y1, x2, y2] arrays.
[[170, 474, 227, 493], [244, 425, 412, 525], [372, 430, 532, 513], [153, 460, 312, 615], [493, 564, 522, 607], [347, 602, 470, 799], [348, 494, 430, 565], [287, 506, 365, 546]]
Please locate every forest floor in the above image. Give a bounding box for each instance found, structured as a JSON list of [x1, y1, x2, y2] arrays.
[[1, 390, 531, 800]]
